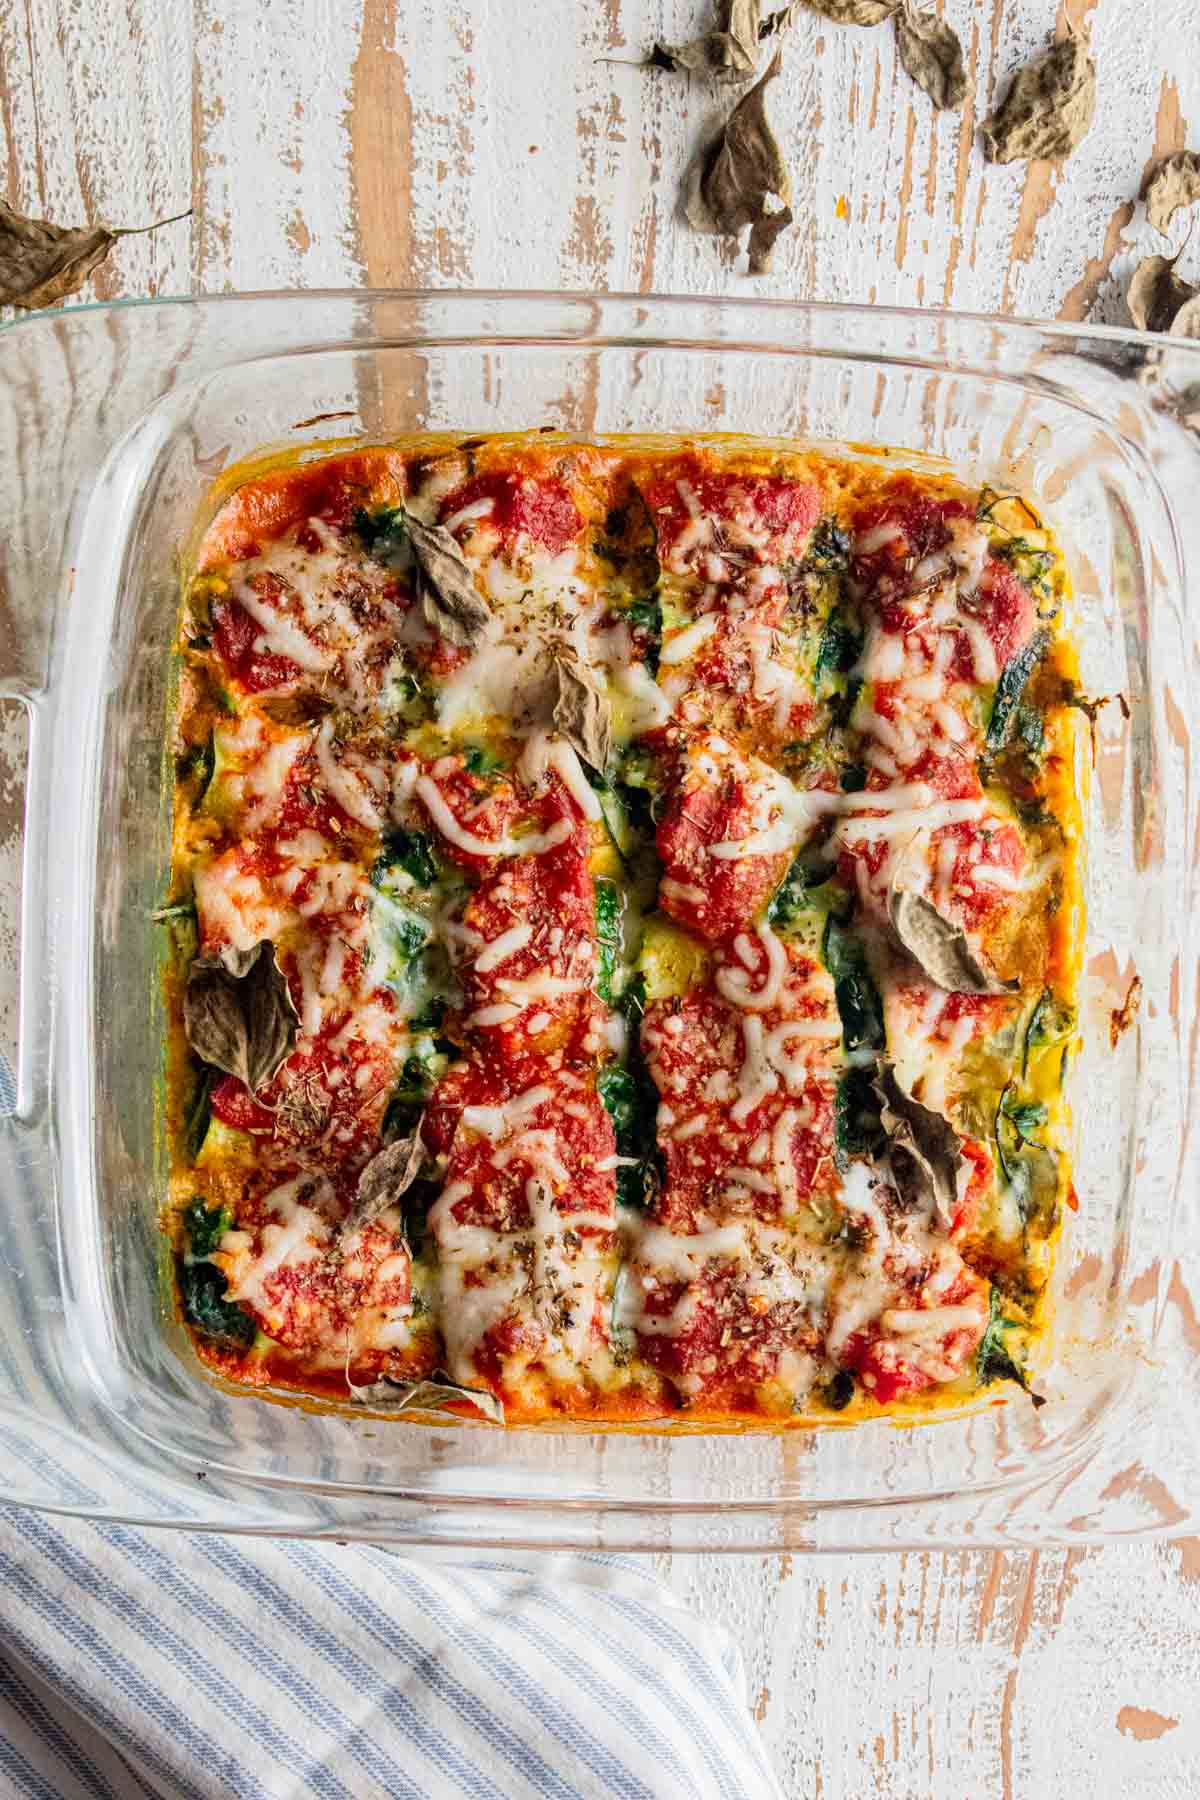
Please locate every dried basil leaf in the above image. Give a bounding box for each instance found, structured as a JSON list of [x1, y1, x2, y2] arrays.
[[982, 35, 1096, 166], [1127, 252, 1198, 335], [684, 50, 793, 273], [759, 3, 803, 33], [747, 203, 795, 274], [184, 941, 299, 1093], [348, 1373, 505, 1423], [1108, 973, 1142, 1048], [0, 200, 190, 310], [404, 513, 492, 650], [1144, 151, 1200, 236], [1169, 295, 1200, 340], [342, 1126, 427, 1239], [876, 1064, 964, 1230], [552, 643, 613, 772], [889, 884, 1017, 996], [652, 0, 762, 82], [800, 0, 899, 22], [896, 2, 966, 111]]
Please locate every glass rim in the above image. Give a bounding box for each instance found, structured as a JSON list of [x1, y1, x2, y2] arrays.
[[2, 284, 1200, 363]]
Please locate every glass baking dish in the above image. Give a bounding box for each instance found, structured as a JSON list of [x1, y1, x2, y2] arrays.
[[0, 290, 1196, 1551]]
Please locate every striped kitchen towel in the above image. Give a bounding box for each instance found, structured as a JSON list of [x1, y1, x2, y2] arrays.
[[0, 1510, 782, 1800]]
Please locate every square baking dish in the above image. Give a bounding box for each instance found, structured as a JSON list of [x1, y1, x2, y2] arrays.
[[0, 290, 1196, 1550]]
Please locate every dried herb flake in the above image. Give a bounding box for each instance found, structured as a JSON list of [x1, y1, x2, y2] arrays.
[[889, 884, 1017, 996], [348, 1373, 505, 1423], [342, 1127, 427, 1240], [1109, 973, 1142, 1049], [650, 0, 763, 81], [0, 200, 190, 310], [684, 50, 793, 274], [800, 0, 900, 22], [876, 1064, 964, 1230], [552, 642, 613, 772], [896, 2, 966, 111], [1127, 252, 1198, 335], [1145, 151, 1200, 236], [183, 941, 299, 1094], [982, 35, 1096, 166], [1169, 295, 1200, 340], [404, 513, 492, 650]]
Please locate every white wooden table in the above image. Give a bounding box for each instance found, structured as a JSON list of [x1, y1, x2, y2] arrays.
[[4, 2, 1199, 1793]]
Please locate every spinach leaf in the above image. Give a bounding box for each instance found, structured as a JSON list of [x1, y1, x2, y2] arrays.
[[594, 878, 623, 1003], [180, 1261, 255, 1347], [835, 1066, 883, 1157], [182, 1197, 234, 1259], [767, 854, 811, 930], [976, 486, 1043, 531], [1003, 1097, 1048, 1138], [620, 779, 660, 840], [598, 1046, 659, 1210], [619, 972, 647, 1027], [627, 593, 663, 673], [976, 1286, 1041, 1401], [1015, 700, 1045, 758], [627, 595, 662, 634], [372, 829, 439, 890], [987, 628, 1050, 749], [767, 857, 850, 934], [465, 744, 504, 777], [1023, 989, 1075, 1076], [814, 612, 863, 688], [382, 1039, 450, 1139], [994, 1081, 1058, 1226], [389, 912, 431, 964], [822, 917, 885, 1056], [177, 735, 215, 795], [804, 518, 852, 570], [992, 536, 1056, 595], [590, 767, 661, 906], [184, 1066, 214, 1163], [597, 1065, 638, 1141], [353, 505, 407, 556], [827, 676, 863, 731]]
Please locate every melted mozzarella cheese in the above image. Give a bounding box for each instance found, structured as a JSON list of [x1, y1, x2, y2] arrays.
[[232, 576, 335, 674], [708, 764, 840, 860], [660, 614, 720, 665], [715, 925, 788, 1012], [224, 1173, 334, 1314], [461, 1085, 553, 1139], [240, 730, 311, 831], [474, 923, 535, 973], [838, 797, 983, 842], [731, 1016, 780, 1123], [315, 719, 387, 830], [416, 775, 573, 858]]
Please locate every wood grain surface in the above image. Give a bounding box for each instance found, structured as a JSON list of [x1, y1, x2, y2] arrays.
[[2, 2, 1198, 1794]]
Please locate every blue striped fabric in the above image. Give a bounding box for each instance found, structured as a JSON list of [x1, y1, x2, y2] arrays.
[[0, 1512, 782, 1799], [0, 1056, 780, 1798]]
